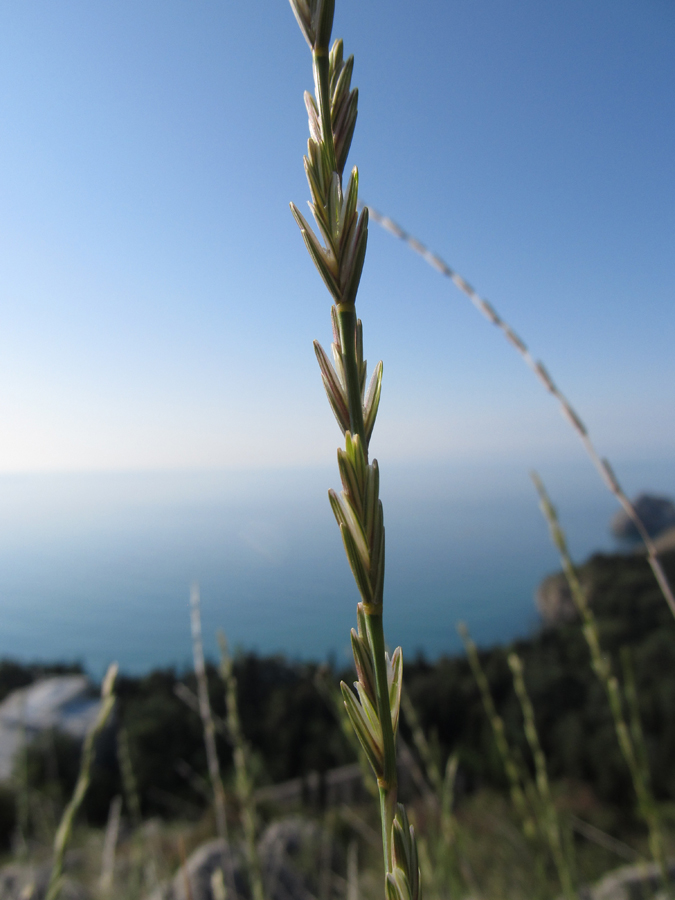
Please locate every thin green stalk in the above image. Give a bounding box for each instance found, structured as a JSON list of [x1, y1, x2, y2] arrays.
[[620, 648, 653, 802], [117, 723, 161, 893], [508, 652, 577, 900], [458, 623, 537, 842], [400, 688, 470, 895], [365, 611, 398, 870], [117, 725, 142, 828], [336, 306, 366, 448], [400, 685, 443, 796], [217, 631, 265, 900], [288, 4, 418, 896], [46, 663, 117, 900], [440, 755, 458, 847], [189, 585, 238, 900], [619, 646, 669, 890], [532, 473, 668, 886]]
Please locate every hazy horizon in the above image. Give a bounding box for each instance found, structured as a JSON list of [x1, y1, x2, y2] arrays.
[[0, 457, 671, 677]]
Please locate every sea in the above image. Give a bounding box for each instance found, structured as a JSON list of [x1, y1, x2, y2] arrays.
[[0, 458, 672, 678]]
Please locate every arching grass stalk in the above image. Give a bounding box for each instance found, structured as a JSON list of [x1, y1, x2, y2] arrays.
[[364, 206, 675, 621], [217, 631, 265, 900], [46, 663, 117, 900], [287, 4, 419, 896], [508, 652, 577, 900], [532, 473, 668, 885]]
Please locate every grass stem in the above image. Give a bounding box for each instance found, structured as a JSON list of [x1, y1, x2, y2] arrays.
[[218, 631, 265, 900], [532, 473, 668, 887], [508, 652, 577, 900], [46, 663, 117, 900], [366, 204, 675, 621], [189, 585, 238, 900], [288, 4, 418, 893]]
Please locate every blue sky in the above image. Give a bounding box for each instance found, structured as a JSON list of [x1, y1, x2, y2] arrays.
[[0, 0, 673, 473]]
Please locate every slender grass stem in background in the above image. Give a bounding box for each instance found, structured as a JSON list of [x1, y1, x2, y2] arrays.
[[620, 648, 655, 810], [46, 663, 117, 900], [117, 725, 142, 829], [459, 625, 581, 897], [400, 687, 443, 796], [287, 3, 418, 895], [217, 631, 265, 900], [532, 474, 668, 886], [175, 681, 228, 736], [568, 815, 641, 864], [440, 754, 459, 852], [189, 585, 238, 900], [399, 686, 454, 894], [458, 624, 538, 843], [364, 205, 675, 621], [508, 653, 577, 900], [400, 687, 475, 894], [118, 724, 161, 893]]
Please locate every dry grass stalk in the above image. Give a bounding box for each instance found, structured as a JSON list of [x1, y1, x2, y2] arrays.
[[365, 204, 675, 621]]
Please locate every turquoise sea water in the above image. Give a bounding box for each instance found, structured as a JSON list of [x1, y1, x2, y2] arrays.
[[0, 459, 671, 677]]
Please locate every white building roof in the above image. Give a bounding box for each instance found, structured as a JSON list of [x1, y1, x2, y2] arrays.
[[0, 675, 102, 780]]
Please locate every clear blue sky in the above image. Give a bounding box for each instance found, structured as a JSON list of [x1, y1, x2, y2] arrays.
[[0, 0, 673, 473]]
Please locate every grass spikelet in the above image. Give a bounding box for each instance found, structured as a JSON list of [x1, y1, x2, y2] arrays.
[[288, 3, 419, 888]]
